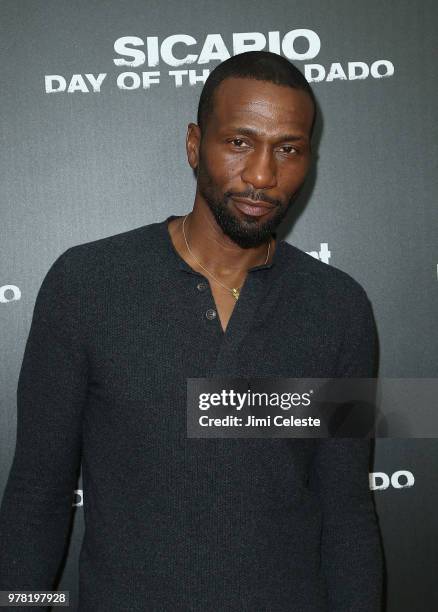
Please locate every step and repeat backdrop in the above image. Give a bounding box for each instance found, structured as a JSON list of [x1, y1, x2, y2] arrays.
[[1, 1, 437, 610]]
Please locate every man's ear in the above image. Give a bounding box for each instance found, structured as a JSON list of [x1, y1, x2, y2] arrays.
[[186, 122, 201, 171]]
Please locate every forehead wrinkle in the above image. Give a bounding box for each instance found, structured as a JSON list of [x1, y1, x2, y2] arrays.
[[222, 102, 308, 124], [220, 106, 309, 136]]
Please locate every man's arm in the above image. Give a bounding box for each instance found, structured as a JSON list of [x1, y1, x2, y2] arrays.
[[0, 248, 88, 593], [309, 284, 383, 612]]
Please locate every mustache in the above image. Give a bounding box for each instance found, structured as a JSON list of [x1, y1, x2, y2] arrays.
[[227, 191, 280, 207]]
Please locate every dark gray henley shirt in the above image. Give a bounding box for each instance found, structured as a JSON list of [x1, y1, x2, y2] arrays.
[[0, 214, 383, 611]]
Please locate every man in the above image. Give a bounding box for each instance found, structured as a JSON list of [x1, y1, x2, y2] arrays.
[[0, 51, 383, 611]]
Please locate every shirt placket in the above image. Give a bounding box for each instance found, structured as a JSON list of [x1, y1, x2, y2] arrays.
[[163, 215, 282, 377], [181, 266, 279, 377]]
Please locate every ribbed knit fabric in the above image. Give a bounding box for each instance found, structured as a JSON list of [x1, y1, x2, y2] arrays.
[[0, 215, 383, 611]]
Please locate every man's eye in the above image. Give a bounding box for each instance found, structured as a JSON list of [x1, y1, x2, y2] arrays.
[[230, 138, 248, 147], [280, 145, 298, 154]]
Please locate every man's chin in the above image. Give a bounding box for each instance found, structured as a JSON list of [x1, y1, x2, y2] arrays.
[[203, 195, 282, 247], [221, 217, 275, 249]]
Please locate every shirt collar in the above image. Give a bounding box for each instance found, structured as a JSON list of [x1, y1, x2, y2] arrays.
[[161, 214, 283, 275]]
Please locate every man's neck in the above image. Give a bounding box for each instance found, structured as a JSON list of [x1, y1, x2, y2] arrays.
[[170, 206, 275, 279]]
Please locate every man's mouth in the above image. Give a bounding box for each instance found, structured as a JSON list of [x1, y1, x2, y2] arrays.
[[231, 196, 275, 218]]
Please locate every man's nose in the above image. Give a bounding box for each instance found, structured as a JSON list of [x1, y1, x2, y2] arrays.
[[241, 146, 277, 190]]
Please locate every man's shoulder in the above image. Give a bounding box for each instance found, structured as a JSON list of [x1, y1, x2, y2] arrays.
[[67, 220, 163, 260], [53, 220, 165, 273], [39, 220, 167, 297], [279, 239, 371, 305]]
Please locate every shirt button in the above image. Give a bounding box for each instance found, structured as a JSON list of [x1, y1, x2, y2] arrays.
[[205, 308, 217, 320], [197, 282, 207, 291]]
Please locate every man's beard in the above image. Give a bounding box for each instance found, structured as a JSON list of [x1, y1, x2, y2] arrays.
[[196, 157, 296, 249]]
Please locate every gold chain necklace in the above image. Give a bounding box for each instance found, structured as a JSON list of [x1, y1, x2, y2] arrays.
[[182, 213, 270, 301]]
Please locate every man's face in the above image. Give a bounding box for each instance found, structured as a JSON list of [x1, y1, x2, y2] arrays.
[[188, 76, 314, 248]]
